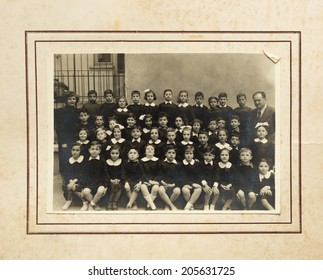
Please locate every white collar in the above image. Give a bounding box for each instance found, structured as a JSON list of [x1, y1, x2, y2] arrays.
[[164, 158, 177, 164], [175, 128, 183, 133], [143, 127, 151, 133], [77, 140, 89, 145], [145, 103, 156, 107], [132, 138, 142, 143], [218, 162, 232, 169], [215, 142, 232, 150], [106, 130, 113, 135], [106, 158, 122, 166], [204, 160, 213, 166], [192, 132, 199, 137], [141, 156, 159, 162], [167, 141, 176, 145], [69, 155, 84, 164], [178, 103, 189, 107], [164, 101, 173, 105], [149, 139, 161, 144], [195, 104, 204, 108], [259, 171, 271, 180], [111, 138, 125, 144], [183, 159, 195, 165], [117, 108, 128, 112], [89, 155, 100, 161], [181, 140, 193, 145], [208, 131, 216, 135], [254, 138, 268, 144], [219, 105, 227, 108]]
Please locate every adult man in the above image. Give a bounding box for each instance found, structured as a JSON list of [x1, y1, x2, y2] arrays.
[[251, 91, 275, 143]]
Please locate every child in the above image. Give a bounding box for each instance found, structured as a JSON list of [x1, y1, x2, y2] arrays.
[[162, 128, 178, 158], [140, 144, 161, 210], [235, 148, 257, 210], [192, 91, 208, 129], [123, 113, 137, 140], [177, 126, 194, 161], [114, 97, 129, 127], [95, 128, 110, 160], [108, 125, 128, 159], [195, 130, 211, 161], [148, 127, 165, 159], [191, 118, 202, 146], [233, 93, 252, 145], [106, 145, 123, 210], [101, 89, 118, 124], [177, 90, 195, 125], [229, 131, 241, 166], [199, 146, 220, 210], [229, 115, 247, 147], [158, 88, 178, 127], [128, 125, 147, 158], [82, 141, 109, 211], [128, 90, 143, 121], [157, 112, 169, 143], [61, 143, 87, 210], [249, 124, 275, 167], [75, 108, 92, 134], [217, 92, 233, 129], [90, 115, 106, 141], [254, 158, 275, 210], [174, 115, 185, 142], [82, 90, 101, 123], [207, 118, 219, 145], [214, 128, 232, 161], [142, 114, 154, 142], [122, 148, 156, 210], [216, 117, 226, 131], [217, 148, 236, 210], [157, 144, 181, 210], [207, 96, 220, 125], [76, 128, 90, 159], [140, 89, 159, 123], [180, 145, 202, 211]]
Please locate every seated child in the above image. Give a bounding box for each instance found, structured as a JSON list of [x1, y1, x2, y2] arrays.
[[192, 91, 208, 130], [100, 89, 118, 124], [114, 97, 129, 127], [148, 127, 165, 159], [254, 158, 275, 210], [236, 148, 257, 210], [82, 141, 109, 211], [157, 144, 181, 210], [200, 146, 220, 211], [177, 90, 195, 125], [128, 90, 143, 121], [105, 145, 123, 210], [180, 145, 202, 211], [61, 143, 87, 210], [76, 128, 90, 159]]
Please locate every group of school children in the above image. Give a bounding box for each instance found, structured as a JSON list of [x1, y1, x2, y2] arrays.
[[54, 88, 275, 212]]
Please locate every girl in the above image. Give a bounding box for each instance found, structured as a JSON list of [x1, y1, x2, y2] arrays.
[[105, 145, 123, 210], [140, 89, 159, 123], [76, 128, 90, 159], [148, 127, 165, 159], [217, 148, 236, 210], [177, 90, 195, 125], [107, 125, 128, 159], [180, 145, 203, 211], [254, 158, 275, 210], [177, 126, 194, 161], [106, 116, 124, 139], [142, 114, 154, 142], [140, 144, 160, 210], [174, 115, 186, 142], [207, 96, 220, 125], [214, 128, 232, 161], [95, 128, 110, 160], [113, 97, 129, 127], [191, 118, 202, 146]]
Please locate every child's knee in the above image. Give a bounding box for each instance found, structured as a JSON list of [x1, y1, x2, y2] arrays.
[[158, 186, 166, 194], [82, 188, 91, 196], [212, 187, 220, 196], [151, 185, 159, 193], [96, 186, 106, 196], [173, 187, 181, 196], [237, 190, 245, 198], [182, 186, 190, 195], [248, 192, 256, 201]]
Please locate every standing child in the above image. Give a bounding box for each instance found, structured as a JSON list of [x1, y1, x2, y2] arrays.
[[217, 92, 233, 129], [157, 112, 169, 143], [128, 90, 143, 121], [192, 91, 208, 129], [177, 90, 195, 125], [106, 145, 123, 210], [229, 115, 247, 147], [180, 145, 202, 211], [140, 89, 159, 124], [236, 148, 257, 210], [82, 141, 109, 211], [254, 158, 275, 210], [82, 90, 101, 124], [148, 127, 165, 159], [101, 89, 118, 124], [158, 89, 178, 128], [207, 96, 220, 125], [217, 148, 236, 210], [61, 143, 87, 210], [141, 114, 154, 142], [157, 144, 181, 210], [207, 118, 219, 145], [199, 146, 220, 210], [114, 97, 129, 127]]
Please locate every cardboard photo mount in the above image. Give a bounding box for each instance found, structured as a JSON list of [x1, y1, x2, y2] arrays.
[[25, 31, 301, 234]]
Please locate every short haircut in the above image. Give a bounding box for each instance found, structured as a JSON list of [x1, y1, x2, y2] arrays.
[[236, 92, 247, 100], [90, 141, 102, 149], [239, 147, 252, 155], [79, 108, 89, 115], [71, 142, 82, 149], [253, 91, 266, 99], [144, 114, 153, 121], [131, 90, 141, 97], [216, 117, 226, 123], [104, 89, 114, 97], [127, 112, 136, 120], [184, 144, 195, 153], [95, 127, 106, 135], [117, 97, 128, 106], [218, 92, 228, 99], [231, 115, 240, 121], [203, 145, 215, 155], [165, 144, 177, 153], [198, 130, 209, 137], [163, 88, 173, 95], [192, 118, 203, 126], [150, 127, 159, 135], [131, 125, 142, 132], [144, 89, 157, 101], [158, 111, 169, 120], [94, 115, 104, 121], [208, 118, 217, 124], [195, 91, 204, 99], [230, 131, 240, 139], [88, 90, 97, 96], [166, 127, 176, 134], [208, 96, 218, 104]]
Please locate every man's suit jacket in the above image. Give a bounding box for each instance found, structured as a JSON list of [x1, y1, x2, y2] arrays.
[[251, 105, 275, 143]]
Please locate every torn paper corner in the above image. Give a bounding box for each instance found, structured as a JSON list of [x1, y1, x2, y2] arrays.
[[262, 50, 281, 64]]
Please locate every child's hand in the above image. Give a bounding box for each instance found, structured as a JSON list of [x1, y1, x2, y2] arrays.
[[149, 180, 159, 186], [134, 183, 141, 192], [161, 180, 168, 187], [221, 184, 232, 191], [260, 186, 271, 196], [62, 143, 68, 148], [124, 182, 131, 191], [67, 181, 75, 191]]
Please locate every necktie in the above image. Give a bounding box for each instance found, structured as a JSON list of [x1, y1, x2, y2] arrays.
[[257, 110, 261, 119]]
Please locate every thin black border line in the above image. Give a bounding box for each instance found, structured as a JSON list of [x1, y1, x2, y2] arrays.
[[35, 40, 39, 224], [299, 32, 302, 233], [26, 31, 302, 234], [290, 40, 293, 224]]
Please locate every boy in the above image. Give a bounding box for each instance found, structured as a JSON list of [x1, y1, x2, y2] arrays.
[[75, 108, 92, 133], [229, 114, 247, 147], [207, 118, 219, 145], [162, 128, 178, 158], [82, 90, 101, 123], [127, 90, 143, 121], [157, 145, 181, 210], [128, 125, 147, 158], [229, 131, 241, 166], [82, 141, 109, 211], [157, 112, 169, 143], [101, 89, 118, 124], [158, 89, 178, 128], [217, 92, 233, 129], [90, 115, 106, 141], [195, 130, 211, 161], [192, 92, 208, 129], [123, 113, 137, 140], [236, 148, 257, 210]]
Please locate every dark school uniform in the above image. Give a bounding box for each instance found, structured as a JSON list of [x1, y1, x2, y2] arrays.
[[249, 138, 275, 166], [107, 138, 129, 160], [157, 159, 181, 195], [128, 103, 144, 121], [84, 155, 109, 193], [208, 131, 219, 146], [162, 141, 179, 160], [121, 160, 145, 188], [229, 145, 240, 166], [158, 126, 168, 143], [217, 105, 233, 129], [199, 160, 220, 187], [82, 102, 101, 124], [206, 108, 220, 125], [177, 103, 196, 125], [114, 108, 130, 127], [217, 161, 236, 200], [106, 158, 123, 193], [142, 127, 152, 142], [101, 102, 118, 124], [148, 139, 165, 159], [192, 104, 209, 129], [158, 101, 178, 127], [195, 144, 212, 162], [89, 125, 107, 142], [128, 138, 147, 158], [174, 128, 184, 143], [233, 106, 252, 145], [140, 103, 159, 123], [140, 156, 160, 184], [254, 171, 275, 209], [214, 142, 232, 162], [76, 140, 91, 160], [236, 164, 256, 194], [177, 140, 195, 162], [179, 159, 202, 187]]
